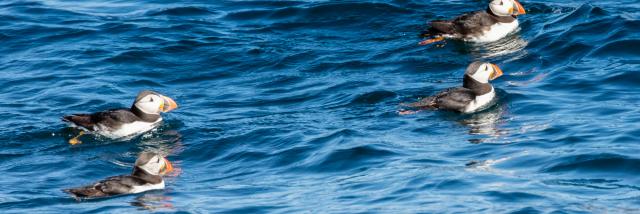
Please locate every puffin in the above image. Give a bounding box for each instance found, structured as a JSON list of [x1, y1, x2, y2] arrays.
[[64, 152, 173, 200], [62, 90, 178, 144], [402, 61, 504, 114], [419, 0, 526, 45]]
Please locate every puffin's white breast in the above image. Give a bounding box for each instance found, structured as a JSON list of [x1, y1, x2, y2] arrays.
[[467, 20, 519, 43], [97, 118, 162, 139], [463, 87, 496, 113], [130, 180, 165, 194]]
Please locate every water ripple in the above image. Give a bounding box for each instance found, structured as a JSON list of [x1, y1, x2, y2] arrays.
[[1, 0, 640, 212]]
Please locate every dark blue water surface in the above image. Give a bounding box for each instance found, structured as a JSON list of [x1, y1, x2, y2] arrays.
[[1, 0, 640, 212]]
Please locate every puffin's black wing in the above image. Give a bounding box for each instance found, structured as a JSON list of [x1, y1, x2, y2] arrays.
[[429, 20, 457, 35], [62, 109, 139, 130], [427, 11, 493, 37], [408, 87, 476, 112], [433, 87, 476, 112], [453, 11, 494, 33], [64, 175, 145, 200]]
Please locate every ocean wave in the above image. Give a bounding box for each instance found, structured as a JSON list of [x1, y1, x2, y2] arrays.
[[147, 6, 216, 17], [2, 0, 640, 212], [543, 154, 640, 174]]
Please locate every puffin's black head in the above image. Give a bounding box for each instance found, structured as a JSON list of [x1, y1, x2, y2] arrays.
[[132, 90, 178, 115], [489, 0, 526, 16], [135, 152, 174, 176], [464, 61, 504, 83]]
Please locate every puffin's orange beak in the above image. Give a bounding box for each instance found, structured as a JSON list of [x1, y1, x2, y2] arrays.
[[161, 157, 173, 175], [160, 95, 178, 112], [513, 0, 526, 15], [490, 64, 504, 80]]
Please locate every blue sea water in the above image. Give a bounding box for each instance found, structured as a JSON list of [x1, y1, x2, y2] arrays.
[[1, 0, 640, 212]]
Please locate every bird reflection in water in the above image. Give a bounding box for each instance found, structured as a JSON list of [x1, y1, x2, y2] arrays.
[[139, 128, 185, 156], [130, 128, 183, 210], [138, 127, 185, 177], [131, 194, 174, 211], [469, 33, 528, 59], [458, 102, 508, 144]]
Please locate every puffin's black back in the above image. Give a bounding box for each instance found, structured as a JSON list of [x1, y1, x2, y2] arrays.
[[62, 109, 142, 130], [425, 9, 515, 37], [64, 169, 161, 200], [64, 175, 141, 200]]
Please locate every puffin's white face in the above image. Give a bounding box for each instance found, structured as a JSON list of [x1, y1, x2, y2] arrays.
[[489, 0, 526, 16], [133, 92, 178, 115], [135, 94, 163, 114], [137, 154, 174, 176], [470, 63, 504, 83]]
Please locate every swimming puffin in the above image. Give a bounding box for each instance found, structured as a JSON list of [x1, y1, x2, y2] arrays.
[[64, 152, 173, 200], [402, 62, 504, 113], [420, 0, 526, 45], [62, 90, 178, 144]]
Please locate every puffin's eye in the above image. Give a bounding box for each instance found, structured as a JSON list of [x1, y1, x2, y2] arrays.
[[500, 1, 504, 5], [157, 158, 160, 163], [150, 97, 154, 102], [485, 65, 489, 71]]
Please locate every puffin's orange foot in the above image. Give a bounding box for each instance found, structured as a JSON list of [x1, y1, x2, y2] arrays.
[[419, 37, 445, 46], [68, 131, 84, 145]]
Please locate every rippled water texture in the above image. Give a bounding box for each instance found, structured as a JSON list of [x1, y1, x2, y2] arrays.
[[1, 0, 640, 213]]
